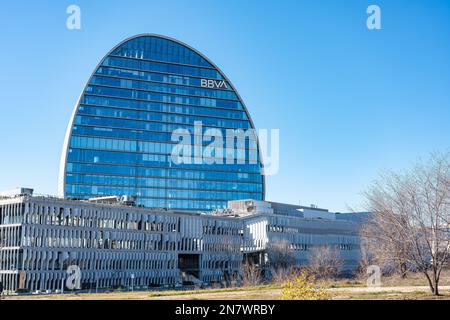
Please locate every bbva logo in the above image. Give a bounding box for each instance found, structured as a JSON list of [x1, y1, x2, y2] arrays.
[[201, 79, 228, 90]]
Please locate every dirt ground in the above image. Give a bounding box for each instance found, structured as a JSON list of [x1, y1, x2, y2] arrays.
[[4, 271, 450, 300]]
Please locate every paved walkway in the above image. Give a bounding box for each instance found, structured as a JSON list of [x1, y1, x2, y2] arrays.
[[327, 285, 450, 293]]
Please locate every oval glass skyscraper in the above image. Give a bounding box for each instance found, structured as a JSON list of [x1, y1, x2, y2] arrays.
[[59, 34, 265, 211]]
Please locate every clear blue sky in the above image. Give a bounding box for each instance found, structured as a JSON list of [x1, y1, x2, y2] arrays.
[[0, 0, 449, 212]]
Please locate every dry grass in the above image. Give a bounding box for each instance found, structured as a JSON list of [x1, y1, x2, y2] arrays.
[[4, 284, 281, 301], [376, 271, 450, 287], [5, 270, 450, 300], [319, 269, 450, 288], [5, 286, 450, 300], [330, 290, 450, 300]]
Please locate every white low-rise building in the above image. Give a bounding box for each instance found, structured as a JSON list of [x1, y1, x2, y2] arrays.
[[231, 200, 367, 272], [0, 192, 242, 293], [0, 191, 367, 293]]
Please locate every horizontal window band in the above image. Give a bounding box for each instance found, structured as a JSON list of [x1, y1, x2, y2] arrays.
[[91, 75, 237, 102], [83, 93, 246, 117], [68, 143, 259, 163], [87, 83, 239, 103], [83, 93, 244, 112], [74, 113, 253, 131], [101, 61, 223, 82], [92, 73, 234, 98], [66, 170, 263, 185], [103, 56, 223, 81], [64, 180, 262, 194], [96, 66, 234, 91], [77, 103, 250, 124], [81, 93, 244, 120], [66, 159, 263, 176], [70, 132, 259, 151], [71, 123, 257, 142], [108, 54, 217, 71], [99, 60, 224, 84]]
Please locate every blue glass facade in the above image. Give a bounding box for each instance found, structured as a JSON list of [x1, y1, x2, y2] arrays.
[[59, 34, 264, 210]]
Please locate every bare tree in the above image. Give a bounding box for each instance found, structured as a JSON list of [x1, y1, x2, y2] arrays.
[[265, 239, 297, 283], [360, 223, 408, 277], [270, 266, 301, 284], [363, 151, 450, 295], [266, 239, 296, 269], [220, 237, 240, 287], [241, 261, 262, 286], [357, 233, 374, 277], [307, 245, 343, 279]]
